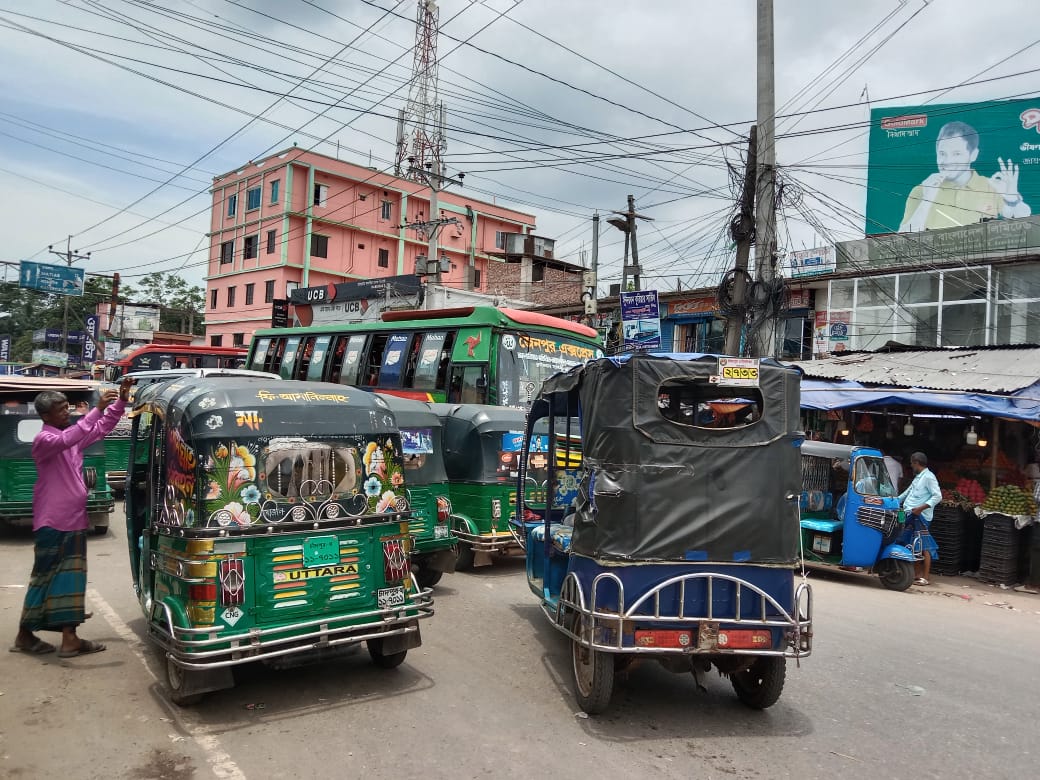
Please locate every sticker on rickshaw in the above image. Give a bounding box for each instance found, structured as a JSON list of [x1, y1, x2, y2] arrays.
[[714, 358, 760, 387]]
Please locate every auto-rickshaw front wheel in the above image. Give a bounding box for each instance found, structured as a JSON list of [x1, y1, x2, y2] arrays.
[[571, 618, 614, 714], [877, 558, 915, 591], [165, 657, 204, 707], [367, 639, 408, 669], [730, 656, 786, 710]]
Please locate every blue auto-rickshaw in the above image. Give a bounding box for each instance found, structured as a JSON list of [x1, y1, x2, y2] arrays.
[[799, 440, 917, 590], [513, 354, 813, 714]]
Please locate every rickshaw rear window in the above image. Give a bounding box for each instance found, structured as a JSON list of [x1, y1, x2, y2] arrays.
[[16, 418, 43, 443], [657, 380, 764, 429], [262, 439, 358, 498]]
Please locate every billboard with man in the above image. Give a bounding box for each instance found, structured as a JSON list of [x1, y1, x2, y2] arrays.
[[865, 97, 1040, 235]]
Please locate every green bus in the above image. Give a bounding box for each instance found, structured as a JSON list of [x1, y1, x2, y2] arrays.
[[247, 306, 603, 408]]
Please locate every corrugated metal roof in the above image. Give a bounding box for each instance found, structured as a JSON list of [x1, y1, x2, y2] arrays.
[[792, 347, 1040, 393]]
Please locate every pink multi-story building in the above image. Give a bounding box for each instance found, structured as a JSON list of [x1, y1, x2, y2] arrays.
[[205, 148, 537, 346]]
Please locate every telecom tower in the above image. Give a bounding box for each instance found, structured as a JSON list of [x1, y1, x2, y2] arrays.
[[395, 0, 446, 180]]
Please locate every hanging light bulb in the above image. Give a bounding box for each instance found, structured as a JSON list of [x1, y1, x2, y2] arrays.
[[840, 416, 850, 437], [903, 416, 915, 436], [965, 425, 978, 446], [977, 437, 988, 448]]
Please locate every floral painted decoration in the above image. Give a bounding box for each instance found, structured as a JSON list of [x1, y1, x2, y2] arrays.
[[205, 440, 261, 527]]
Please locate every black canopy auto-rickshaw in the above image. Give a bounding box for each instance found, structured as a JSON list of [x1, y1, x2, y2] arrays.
[[126, 375, 434, 704], [0, 376, 115, 534], [514, 354, 813, 713]]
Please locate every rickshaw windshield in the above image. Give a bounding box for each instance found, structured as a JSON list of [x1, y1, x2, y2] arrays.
[[400, 427, 448, 483], [853, 456, 896, 497]]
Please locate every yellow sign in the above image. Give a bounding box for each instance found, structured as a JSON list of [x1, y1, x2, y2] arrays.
[[274, 564, 358, 582], [716, 358, 760, 387]]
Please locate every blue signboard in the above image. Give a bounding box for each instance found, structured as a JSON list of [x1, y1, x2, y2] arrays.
[[0, 334, 10, 362], [83, 315, 99, 362], [19, 260, 85, 296], [620, 289, 662, 349]]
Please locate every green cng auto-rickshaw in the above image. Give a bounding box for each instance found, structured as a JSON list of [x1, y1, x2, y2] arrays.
[[432, 403, 547, 569], [126, 375, 434, 704], [0, 376, 115, 534], [375, 394, 457, 588]]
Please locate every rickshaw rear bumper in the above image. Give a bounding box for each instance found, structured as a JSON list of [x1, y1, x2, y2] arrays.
[[152, 589, 435, 671], [105, 470, 127, 492], [549, 570, 813, 659], [451, 528, 521, 554]]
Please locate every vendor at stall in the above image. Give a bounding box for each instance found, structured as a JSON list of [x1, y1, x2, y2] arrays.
[[898, 451, 943, 586]]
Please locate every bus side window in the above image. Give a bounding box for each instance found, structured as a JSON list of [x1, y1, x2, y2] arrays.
[[448, 365, 487, 404], [250, 339, 271, 372], [437, 331, 457, 390], [363, 334, 390, 386], [295, 337, 315, 380], [263, 338, 285, 374], [403, 335, 424, 388]]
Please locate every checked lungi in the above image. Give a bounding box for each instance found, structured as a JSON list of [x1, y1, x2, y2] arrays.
[[19, 527, 88, 631]]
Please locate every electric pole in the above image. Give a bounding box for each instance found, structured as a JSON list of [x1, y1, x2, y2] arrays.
[[612, 195, 652, 293], [404, 159, 464, 286], [753, 0, 778, 357], [583, 212, 600, 326], [723, 127, 758, 357], [48, 236, 90, 369]]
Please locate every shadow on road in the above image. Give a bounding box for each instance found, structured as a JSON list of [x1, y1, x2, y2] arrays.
[[509, 602, 815, 741]]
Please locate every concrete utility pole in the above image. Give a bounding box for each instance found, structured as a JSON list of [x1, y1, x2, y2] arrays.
[[583, 212, 600, 326], [753, 0, 778, 357], [48, 236, 90, 366], [405, 159, 464, 285], [723, 127, 758, 357], [613, 195, 652, 292]]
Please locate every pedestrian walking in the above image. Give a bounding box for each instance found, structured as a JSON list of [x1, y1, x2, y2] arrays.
[[898, 451, 942, 586], [10, 378, 131, 658]]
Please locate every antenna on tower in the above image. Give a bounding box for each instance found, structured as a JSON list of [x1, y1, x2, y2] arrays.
[[395, 1, 446, 180]]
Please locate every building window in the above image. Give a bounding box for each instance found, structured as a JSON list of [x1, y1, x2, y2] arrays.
[[313, 183, 328, 207], [210, 288, 217, 309], [245, 283, 255, 305], [380, 199, 392, 220], [267, 229, 277, 254], [244, 235, 259, 260], [495, 231, 505, 250], [220, 240, 234, 264], [226, 193, 237, 217], [473, 268, 482, 288], [377, 248, 390, 268], [270, 179, 280, 204], [227, 286, 236, 307], [233, 332, 245, 347], [211, 335, 223, 347], [246, 186, 261, 210], [311, 234, 329, 258], [265, 279, 275, 303]]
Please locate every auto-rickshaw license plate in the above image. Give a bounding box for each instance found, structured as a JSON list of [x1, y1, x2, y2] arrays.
[[433, 525, 450, 539], [377, 586, 406, 608], [303, 535, 339, 568]]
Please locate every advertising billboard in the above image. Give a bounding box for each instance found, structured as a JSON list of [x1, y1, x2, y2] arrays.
[[620, 290, 661, 350], [784, 246, 835, 278], [865, 97, 1040, 235]]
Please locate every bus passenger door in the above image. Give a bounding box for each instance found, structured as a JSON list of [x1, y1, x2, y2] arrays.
[[448, 365, 488, 404]]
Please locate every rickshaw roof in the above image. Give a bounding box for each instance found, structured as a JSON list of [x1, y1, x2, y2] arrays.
[[374, 393, 443, 430], [134, 376, 397, 437], [0, 376, 100, 404], [800, 441, 883, 460], [429, 402, 528, 435]]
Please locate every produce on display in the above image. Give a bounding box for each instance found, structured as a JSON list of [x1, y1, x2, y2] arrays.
[[953, 478, 987, 506], [980, 484, 1038, 516]]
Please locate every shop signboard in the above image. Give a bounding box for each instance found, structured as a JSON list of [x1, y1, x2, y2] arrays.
[[620, 289, 661, 350], [32, 349, 68, 367], [82, 315, 99, 363], [784, 246, 835, 278], [0, 334, 10, 362], [865, 97, 1040, 235]]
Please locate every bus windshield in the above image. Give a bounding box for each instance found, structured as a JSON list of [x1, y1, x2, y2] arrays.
[[497, 332, 601, 408]]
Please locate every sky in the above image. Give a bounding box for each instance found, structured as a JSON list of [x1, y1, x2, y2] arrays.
[[0, 0, 1037, 298]]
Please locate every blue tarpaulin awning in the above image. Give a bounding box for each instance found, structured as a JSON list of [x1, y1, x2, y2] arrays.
[[800, 378, 1040, 422]]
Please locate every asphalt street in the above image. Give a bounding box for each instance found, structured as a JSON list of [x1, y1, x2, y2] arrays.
[[1, 508, 1037, 780]]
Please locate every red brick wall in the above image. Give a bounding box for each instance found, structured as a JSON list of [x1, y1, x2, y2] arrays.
[[485, 260, 584, 307]]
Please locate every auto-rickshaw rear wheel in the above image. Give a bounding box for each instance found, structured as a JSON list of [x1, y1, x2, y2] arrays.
[[414, 566, 443, 589], [877, 558, 915, 591], [571, 617, 614, 714], [730, 656, 785, 710], [165, 657, 204, 707], [367, 639, 408, 669], [453, 543, 474, 571]]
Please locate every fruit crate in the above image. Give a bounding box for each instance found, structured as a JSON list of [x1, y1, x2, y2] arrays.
[[978, 513, 1028, 585], [930, 505, 965, 576]]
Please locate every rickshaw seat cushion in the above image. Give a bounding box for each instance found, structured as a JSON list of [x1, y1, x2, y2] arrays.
[[530, 523, 573, 553], [801, 517, 843, 534]]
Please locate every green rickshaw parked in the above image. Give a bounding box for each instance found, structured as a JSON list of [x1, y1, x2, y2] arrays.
[[432, 403, 549, 569], [375, 394, 457, 588], [126, 374, 434, 704], [0, 377, 115, 534]]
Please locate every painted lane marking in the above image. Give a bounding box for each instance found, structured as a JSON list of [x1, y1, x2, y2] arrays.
[[87, 588, 246, 780]]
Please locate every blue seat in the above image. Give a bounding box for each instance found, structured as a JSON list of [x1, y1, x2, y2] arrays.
[[801, 518, 843, 533], [530, 523, 572, 553]]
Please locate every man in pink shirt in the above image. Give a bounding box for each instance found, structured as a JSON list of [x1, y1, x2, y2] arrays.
[[10, 378, 131, 658]]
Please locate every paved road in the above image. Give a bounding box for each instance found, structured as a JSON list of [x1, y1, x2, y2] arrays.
[[2, 509, 1038, 780]]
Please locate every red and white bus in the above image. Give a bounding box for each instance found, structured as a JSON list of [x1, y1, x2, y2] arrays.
[[101, 344, 247, 382]]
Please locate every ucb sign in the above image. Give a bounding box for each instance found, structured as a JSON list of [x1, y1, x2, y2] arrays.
[[289, 284, 335, 305]]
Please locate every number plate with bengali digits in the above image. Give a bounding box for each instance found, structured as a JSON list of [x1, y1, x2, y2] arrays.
[[377, 586, 406, 609], [303, 535, 339, 568], [716, 357, 760, 387], [433, 525, 450, 539]]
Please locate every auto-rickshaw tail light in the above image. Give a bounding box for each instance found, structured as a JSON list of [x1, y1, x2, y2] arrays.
[[383, 538, 410, 583], [220, 558, 245, 606], [436, 496, 452, 523], [716, 629, 773, 649]]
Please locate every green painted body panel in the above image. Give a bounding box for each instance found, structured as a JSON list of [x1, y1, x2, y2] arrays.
[[405, 482, 456, 555], [448, 482, 543, 536], [0, 454, 113, 524]]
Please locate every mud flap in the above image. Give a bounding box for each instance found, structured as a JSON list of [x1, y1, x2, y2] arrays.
[[426, 547, 457, 573], [474, 550, 495, 567], [173, 664, 234, 697], [379, 622, 422, 655]]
